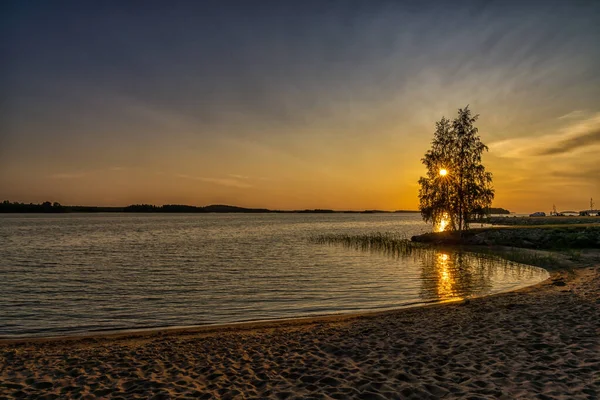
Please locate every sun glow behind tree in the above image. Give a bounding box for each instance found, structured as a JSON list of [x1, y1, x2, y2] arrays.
[[418, 106, 494, 232]]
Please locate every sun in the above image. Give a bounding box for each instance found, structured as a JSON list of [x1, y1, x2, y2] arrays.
[[439, 168, 448, 176]]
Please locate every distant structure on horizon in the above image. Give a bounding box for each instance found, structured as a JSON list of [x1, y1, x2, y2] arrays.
[[546, 198, 599, 217], [578, 197, 599, 216], [579, 210, 600, 216]]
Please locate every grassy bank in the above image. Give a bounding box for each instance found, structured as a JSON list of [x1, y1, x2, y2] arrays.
[[313, 232, 561, 271], [313, 226, 600, 271], [411, 225, 600, 250], [486, 216, 600, 226]]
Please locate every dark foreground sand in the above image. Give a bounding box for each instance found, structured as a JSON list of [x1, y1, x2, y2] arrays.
[[1, 264, 599, 399]]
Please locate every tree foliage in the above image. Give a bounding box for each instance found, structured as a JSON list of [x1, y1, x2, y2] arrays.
[[418, 106, 494, 231]]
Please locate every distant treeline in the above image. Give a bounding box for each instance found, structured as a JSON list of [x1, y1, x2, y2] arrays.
[[467, 207, 511, 222], [123, 204, 272, 213], [0, 201, 421, 214], [0, 201, 121, 213]]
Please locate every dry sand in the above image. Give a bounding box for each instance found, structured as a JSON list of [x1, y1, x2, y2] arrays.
[[1, 264, 599, 399]]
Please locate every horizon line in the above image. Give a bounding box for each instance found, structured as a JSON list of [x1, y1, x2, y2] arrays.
[[1, 200, 518, 214]]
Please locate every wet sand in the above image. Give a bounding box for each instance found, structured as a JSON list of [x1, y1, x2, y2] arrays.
[[1, 265, 599, 399]]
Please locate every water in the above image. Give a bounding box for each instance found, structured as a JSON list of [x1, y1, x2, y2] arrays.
[[0, 213, 548, 338]]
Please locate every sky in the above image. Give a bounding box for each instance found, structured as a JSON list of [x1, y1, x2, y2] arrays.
[[1, 0, 599, 212]]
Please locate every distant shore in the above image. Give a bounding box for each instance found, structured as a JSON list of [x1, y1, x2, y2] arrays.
[[1, 200, 513, 214], [1, 228, 598, 399], [0, 201, 419, 214]]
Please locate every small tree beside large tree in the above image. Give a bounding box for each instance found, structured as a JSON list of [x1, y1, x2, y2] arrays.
[[418, 106, 494, 232]]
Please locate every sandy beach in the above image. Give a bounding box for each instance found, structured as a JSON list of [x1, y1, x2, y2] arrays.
[[1, 262, 599, 399]]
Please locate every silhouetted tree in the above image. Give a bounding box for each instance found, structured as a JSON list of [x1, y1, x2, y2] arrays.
[[418, 106, 494, 232]]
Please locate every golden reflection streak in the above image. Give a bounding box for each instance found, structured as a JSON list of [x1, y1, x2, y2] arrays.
[[435, 252, 461, 300], [435, 212, 450, 232]]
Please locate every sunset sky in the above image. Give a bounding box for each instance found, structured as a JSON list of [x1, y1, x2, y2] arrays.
[[2, 1, 599, 213]]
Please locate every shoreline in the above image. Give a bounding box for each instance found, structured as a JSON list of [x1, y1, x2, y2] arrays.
[[1, 247, 598, 399], [0, 297, 471, 345], [1, 245, 550, 344]]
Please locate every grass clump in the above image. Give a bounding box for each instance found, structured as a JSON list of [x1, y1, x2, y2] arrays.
[[312, 232, 569, 272], [311, 232, 427, 257]]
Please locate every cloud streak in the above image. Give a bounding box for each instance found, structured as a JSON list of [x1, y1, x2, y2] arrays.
[[175, 174, 252, 189], [558, 110, 586, 120], [489, 112, 600, 158], [50, 172, 86, 179], [537, 129, 600, 156]]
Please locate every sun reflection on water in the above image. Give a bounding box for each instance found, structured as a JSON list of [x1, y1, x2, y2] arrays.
[[436, 252, 460, 300], [435, 212, 450, 232]]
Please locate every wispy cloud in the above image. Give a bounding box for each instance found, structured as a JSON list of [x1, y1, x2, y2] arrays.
[[50, 172, 86, 179], [487, 112, 599, 208], [175, 174, 252, 189], [228, 174, 250, 180], [489, 112, 600, 158], [558, 110, 587, 120], [551, 164, 599, 182], [227, 173, 275, 182], [50, 167, 126, 180], [537, 129, 600, 156]]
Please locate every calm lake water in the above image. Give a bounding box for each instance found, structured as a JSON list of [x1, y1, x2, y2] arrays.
[[0, 213, 548, 338]]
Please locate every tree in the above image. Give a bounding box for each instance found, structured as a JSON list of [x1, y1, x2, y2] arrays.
[[418, 106, 494, 232]]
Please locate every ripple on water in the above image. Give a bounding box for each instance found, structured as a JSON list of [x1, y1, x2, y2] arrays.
[[0, 213, 548, 337]]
